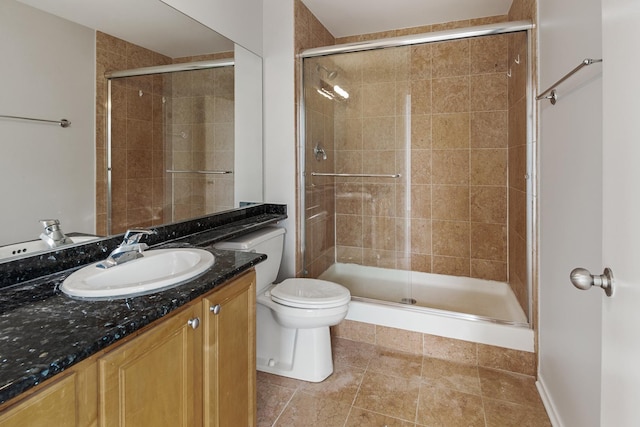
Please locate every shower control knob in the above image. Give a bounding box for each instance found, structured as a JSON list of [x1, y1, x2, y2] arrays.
[[570, 267, 614, 297]]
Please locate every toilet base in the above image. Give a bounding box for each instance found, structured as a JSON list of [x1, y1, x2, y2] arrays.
[[256, 303, 336, 382]]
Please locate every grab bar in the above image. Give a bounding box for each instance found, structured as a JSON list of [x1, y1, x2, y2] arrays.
[[166, 170, 233, 175], [536, 58, 602, 105], [0, 114, 71, 128], [310, 172, 401, 178]]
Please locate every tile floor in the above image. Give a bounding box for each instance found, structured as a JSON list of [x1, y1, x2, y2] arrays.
[[257, 337, 551, 427]]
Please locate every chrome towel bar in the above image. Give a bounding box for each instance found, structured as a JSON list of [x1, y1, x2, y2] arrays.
[[536, 58, 602, 105], [0, 114, 71, 128], [310, 172, 401, 178], [166, 170, 233, 175]]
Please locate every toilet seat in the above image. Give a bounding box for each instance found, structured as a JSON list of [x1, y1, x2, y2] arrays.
[[270, 279, 351, 309]]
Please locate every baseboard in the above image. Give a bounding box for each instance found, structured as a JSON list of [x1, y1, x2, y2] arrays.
[[536, 375, 563, 427]]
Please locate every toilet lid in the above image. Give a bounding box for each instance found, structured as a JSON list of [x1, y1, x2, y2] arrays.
[[270, 279, 351, 309]]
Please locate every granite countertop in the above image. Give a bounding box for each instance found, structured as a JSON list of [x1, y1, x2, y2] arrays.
[[0, 203, 287, 405]]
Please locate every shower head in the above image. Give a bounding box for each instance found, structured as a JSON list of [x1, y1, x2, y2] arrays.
[[316, 64, 338, 80]]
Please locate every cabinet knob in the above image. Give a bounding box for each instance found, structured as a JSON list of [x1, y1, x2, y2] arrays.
[[210, 304, 221, 315], [188, 317, 200, 329]]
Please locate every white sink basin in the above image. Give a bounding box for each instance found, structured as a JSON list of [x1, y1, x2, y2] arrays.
[[61, 248, 215, 299], [0, 235, 99, 260]]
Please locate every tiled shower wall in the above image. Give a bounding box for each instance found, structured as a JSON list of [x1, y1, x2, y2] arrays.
[[95, 32, 233, 235], [508, 0, 536, 318], [298, 2, 533, 316]]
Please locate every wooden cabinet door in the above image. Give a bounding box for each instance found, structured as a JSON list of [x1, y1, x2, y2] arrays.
[[99, 304, 203, 427], [203, 271, 256, 427], [0, 373, 79, 427]]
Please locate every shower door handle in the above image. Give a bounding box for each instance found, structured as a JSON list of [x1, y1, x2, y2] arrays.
[[569, 267, 614, 297]]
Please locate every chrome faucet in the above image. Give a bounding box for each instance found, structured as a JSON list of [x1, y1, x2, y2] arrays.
[[96, 229, 157, 269], [39, 219, 72, 248]]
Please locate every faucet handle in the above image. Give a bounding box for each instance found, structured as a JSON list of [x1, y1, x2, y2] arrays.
[[40, 219, 61, 229], [123, 229, 157, 245]]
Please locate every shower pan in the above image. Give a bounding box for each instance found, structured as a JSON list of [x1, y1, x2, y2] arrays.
[[299, 21, 535, 327]]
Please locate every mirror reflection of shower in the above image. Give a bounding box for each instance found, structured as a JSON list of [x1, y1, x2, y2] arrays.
[[105, 58, 235, 234]]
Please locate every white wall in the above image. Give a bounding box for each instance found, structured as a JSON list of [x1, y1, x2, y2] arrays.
[[262, 0, 296, 280], [161, 0, 263, 56], [234, 44, 264, 205], [537, 0, 603, 425], [0, 0, 95, 246]]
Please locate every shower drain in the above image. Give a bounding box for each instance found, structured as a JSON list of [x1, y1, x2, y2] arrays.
[[400, 298, 417, 305]]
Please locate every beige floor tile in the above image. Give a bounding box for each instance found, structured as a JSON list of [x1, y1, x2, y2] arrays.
[[353, 371, 421, 422], [274, 391, 352, 427], [332, 336, 377, 369], [478, 367, 544, 408], [416, 384, 485, 427], [298, 363, 365, 404], [367, 347, 424, 379], [257, 382, 296, 427], [421, 357, 481, 395], [257, 370, 304, 390], [346, 407, 416, 426], [484, 397, 552, 427]]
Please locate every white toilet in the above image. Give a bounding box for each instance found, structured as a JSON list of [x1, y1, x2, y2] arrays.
[[214, 226, 350, 382]]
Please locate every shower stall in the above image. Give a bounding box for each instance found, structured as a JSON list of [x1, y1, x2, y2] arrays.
[[103, 59, 235, 235], [299, 21, 535, 328]]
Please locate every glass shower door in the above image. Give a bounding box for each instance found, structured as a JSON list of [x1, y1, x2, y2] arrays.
[[303, 47, 414, 304]]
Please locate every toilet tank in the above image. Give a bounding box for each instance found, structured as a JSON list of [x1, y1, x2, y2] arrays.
[[213, 226, 285, 293]]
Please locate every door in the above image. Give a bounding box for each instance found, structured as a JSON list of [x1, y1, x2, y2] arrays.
[[99, 305, 202, 427], [203, 272, 256, 427], [537, 0, 604, 426], [601, 0, 640, 424]]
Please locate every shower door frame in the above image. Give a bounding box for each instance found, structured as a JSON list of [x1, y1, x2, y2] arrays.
[[298, 20, 537, 323]]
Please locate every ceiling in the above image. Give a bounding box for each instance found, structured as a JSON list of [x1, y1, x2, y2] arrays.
[[16, 0, 233, 58], [300, 0, 514, 38]]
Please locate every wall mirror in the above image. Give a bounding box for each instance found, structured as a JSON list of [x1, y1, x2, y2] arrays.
[[0, 0, 263, 258]]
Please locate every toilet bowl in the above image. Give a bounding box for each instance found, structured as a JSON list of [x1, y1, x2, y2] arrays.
[[214, 226, 350, 382]]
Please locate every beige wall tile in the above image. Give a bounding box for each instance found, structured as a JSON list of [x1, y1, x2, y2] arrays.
[[433, 255, 471, 276], [411, 149, 432, 184], [411, 114, 432, 149], [478, 344, 536, 376], [432, 40, 470, 78], [410, 218, 432, 254], [471, 111, 508, 148], [470, 223, 507, 261], [375, 326, 424, 355], [470, 186, 507, 224], [470, 73, 508, 111], [362, 82, 397, 116], [432, 149, 469, 185], [432, 220, 470, 257], [432, 76, 470, 113], [432, 113, 470, 149], [331, 319, 376, 344], [471, 259, 507, 281], [410, 44, 432, 80], [432, 185, 470, 221], [411, 184, 432, 219], [410, 79, 432, 115], [423, 334, 478, 364], [470, 149, 507, 186], [470, 34, 509, 75]]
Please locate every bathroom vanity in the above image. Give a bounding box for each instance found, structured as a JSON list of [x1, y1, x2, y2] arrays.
[[0, 271, 255, 427], [0, 204, 287, 427]]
